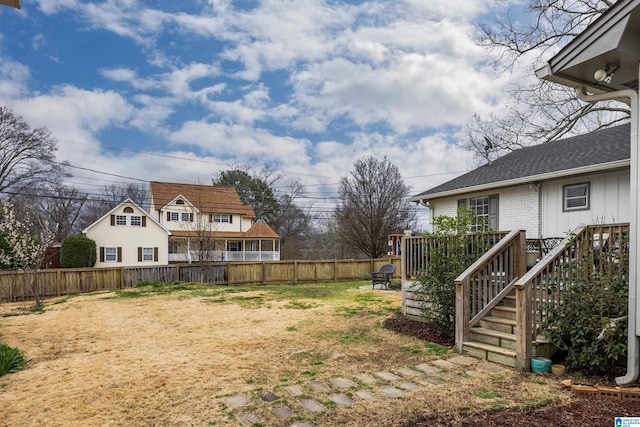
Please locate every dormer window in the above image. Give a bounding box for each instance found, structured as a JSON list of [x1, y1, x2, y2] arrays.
[[123, 207, 134, 213], [131, 215, 142, 227]]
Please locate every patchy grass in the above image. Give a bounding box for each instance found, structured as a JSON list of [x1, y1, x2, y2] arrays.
[[0, 281, 569, 426]]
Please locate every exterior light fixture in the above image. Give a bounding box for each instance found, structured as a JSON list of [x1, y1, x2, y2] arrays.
[[594, 64, 620, 84]]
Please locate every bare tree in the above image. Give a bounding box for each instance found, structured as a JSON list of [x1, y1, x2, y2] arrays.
[[304, 214, 360, 260], [13, 184, 88, 242], [334, 156, 416, 259], [101, 182, 148, 207], [466, 0, 626, 160], [271, 181, 312, 259], [0, 106, 69, 198], [174, 191, 221, 282]]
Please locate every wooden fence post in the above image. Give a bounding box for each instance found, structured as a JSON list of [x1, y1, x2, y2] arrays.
[[515, 284, 533, 370], [57, 269, 61, 297], [455, 277, 470, 354]]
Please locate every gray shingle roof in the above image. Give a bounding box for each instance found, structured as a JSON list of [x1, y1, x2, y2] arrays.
[[412, 124, 630, 200]]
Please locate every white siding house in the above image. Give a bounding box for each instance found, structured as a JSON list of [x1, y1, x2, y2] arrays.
[[410, 124, 631, 239], [83, 199, 171, 268], [147, 182, 281, 262]]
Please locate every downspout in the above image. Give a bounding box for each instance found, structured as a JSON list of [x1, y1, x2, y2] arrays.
[[537, 182, 543, 238], [576, 83, 640, 385]]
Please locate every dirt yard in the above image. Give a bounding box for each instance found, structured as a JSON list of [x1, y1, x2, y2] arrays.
[[0, 282, 618, 426]]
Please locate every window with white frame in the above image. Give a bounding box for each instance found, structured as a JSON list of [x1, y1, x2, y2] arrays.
[[181, 212, 191, 222], [211, 213, 231, 223], [458, 195, 499, 232], [168, 241, 178, 254], [469, 196, 490, 232], [142, 247, 154, 261], [228, 241, 241, 251], [105, 247, 118, 262], [563, 182, 590, 211], [170, 212, 179, 221], [130, 215, 142, 226], [115, 215, 127, 226]]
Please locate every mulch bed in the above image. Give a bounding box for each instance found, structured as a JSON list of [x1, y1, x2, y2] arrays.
[[383, 316, 640, 426]]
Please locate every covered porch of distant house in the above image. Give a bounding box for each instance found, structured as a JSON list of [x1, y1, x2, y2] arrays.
[[168, 235, 281, 263]]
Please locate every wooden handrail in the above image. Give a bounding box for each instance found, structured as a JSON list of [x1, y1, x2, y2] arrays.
[[455, 230, 522, 284], [514, 225, 586, 291], [455, 230, 526, 353], [513, 223, 629, 371]]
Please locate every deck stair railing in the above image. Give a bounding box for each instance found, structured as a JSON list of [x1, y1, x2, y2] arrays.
[[454, 230, 527, 354], [513, 223, 629, 369]]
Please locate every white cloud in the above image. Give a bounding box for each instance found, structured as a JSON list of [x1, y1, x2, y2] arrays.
[[4, 0, 519, 216], [169, 121, 311, 164], [8, 85, 134, 164], [0, 58, 30, 100]]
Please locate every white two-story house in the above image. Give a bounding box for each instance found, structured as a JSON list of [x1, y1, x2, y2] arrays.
[[83, 199, 172, 268], [147, 181, 281, 262]]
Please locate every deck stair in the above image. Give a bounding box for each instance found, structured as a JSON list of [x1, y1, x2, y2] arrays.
[[461, 291, 554, 368]]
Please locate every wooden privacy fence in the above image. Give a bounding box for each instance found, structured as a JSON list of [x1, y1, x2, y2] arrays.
[[0, 257, 401, 302]]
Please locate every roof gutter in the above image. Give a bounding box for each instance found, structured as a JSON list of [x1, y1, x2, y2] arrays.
[[408, 159, 630, 203], [576, 84, 640, 386]]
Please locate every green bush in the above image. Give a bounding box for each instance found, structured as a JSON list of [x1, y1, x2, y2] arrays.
[[0, 342, 27, 376], [540, 237, 628, 375], [60, 235, 97, 268], [416, 209, 493, 335]]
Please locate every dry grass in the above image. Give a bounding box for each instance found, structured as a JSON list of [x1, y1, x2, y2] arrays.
[[0, 282, 567, 426]]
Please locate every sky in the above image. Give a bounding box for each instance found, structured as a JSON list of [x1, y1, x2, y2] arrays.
[[0, 0, 529, 230]]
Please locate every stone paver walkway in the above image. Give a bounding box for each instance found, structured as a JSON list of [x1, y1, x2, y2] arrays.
[[221, 354, 511, 426]]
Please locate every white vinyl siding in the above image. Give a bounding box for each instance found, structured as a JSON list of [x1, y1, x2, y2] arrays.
[[86, 201, 170, 267]]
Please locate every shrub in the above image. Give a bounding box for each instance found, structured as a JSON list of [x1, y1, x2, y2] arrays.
[[0, 342, 27, 376], [0, 231, 39, 270], [60, 235, 97, 268], [416, 209, 493, 335], [540, 234, 629, 375]]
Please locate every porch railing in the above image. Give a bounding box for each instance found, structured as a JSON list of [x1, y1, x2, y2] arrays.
[[513, 223, 629, 369], [401, 231, 509, 283], [169, 250, 280, 263], [454, 230, 527, 353]]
